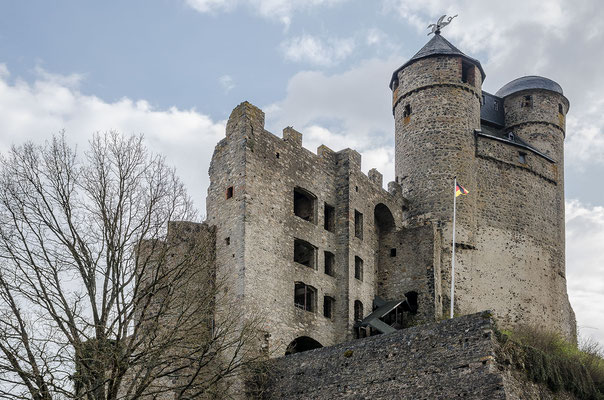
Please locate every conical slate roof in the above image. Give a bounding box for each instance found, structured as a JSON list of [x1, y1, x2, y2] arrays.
[[389, 33, 485, 89]]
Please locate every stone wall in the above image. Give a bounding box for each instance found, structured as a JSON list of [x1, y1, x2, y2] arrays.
[[258, 312, 581, 400]]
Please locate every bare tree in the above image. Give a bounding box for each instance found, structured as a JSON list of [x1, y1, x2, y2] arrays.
[[0, 133, 263, 399]]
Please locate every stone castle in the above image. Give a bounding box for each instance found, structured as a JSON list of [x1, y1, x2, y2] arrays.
[[175, 29, 576, 362]]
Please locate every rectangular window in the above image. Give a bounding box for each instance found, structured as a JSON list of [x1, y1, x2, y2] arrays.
[[226, 186, 233, 199], [390, 248, 396, 257], [461, 61, 475, 86], [294, 282, 316, 312], [354, 210, 363, 240], [324, 203, 335, 232], [354, 256, 363, 281], [225, 237, 230, 246], [323, 296, 334, 319], [521, 95, 533, 108], [294, 239, 316, 269], [324, 251, 335, 276], [293, 187, 316, 223]]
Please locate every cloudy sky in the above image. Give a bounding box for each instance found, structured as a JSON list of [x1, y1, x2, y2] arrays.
[[1, 1, 602, 346]]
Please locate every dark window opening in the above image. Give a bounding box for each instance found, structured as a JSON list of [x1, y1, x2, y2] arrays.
[[461, 61, 475, 86], [285, 336, 322, 355], [558, 103, 564, 115], [293, 187, 316, 223], [323, 296, 335, 319], [354, 300, 364, 321], [403, 104, 412, 118], [276, 152, 280, 158], [294, 282, 316, 312], [324, 251, 335, 276], [493, 100, 499, 111], [226, 186, 233, 199], [402, 291, 419, 314], [354, 256, 363, 281], [354, 210, 363, 240], [355, 185, 359, 192], [521, 95, 533, 108], [294, 239, 316, 269], [518, 152, 527, 164], [225, 237, 230, 246], [508, 132, 515, 141], [324, 203, 335, 232], [390, 248, 396, 257]]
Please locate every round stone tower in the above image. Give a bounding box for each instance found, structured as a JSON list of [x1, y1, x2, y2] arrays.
[[390, 32, 484, 241]]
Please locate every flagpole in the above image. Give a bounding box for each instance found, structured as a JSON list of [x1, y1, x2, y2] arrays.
[[450, 177, 457, 319]]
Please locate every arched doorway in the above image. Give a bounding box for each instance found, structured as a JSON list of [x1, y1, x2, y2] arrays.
[[285, 336, 323, 355]]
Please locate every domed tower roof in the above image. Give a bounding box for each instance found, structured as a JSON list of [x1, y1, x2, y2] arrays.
[[495, 75, 564, 98], [389, 33, 486, 89]]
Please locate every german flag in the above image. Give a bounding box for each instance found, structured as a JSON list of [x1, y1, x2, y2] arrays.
[[455, 183, 469, 197]]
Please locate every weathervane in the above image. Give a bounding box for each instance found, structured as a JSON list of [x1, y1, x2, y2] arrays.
[[428, 14, 458, 35]]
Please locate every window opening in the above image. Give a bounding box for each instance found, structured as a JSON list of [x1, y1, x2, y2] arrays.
[[390, 248, 396, 257], [508, 132, 515, 141], [354, 210, 363, 240], [294, 282, 316, 312], [225, 237, 230, 246], [324, 251, 335, 276], [558, 103, 564, 115], [403, 291, 419, 314], [226, 186, 233, 199], [276, 152, 280, 158], [354, 300, 364, 321], [293, 187, 316, 223], [354, 256, 364, 281], [323, 296, 335, 319], [493, 100, 499, 111], [403, 104, 412, 118], [324, 203, 335, 232], [518, 152, 527, 164], [294, 239, 316, 269], [521, 95, 533, 108], [285, 336, 323, 355], [461, 61, 475, 86]]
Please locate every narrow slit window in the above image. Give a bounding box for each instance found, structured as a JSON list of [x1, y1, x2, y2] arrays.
[[293, 187, 316, 223], [294, 282, 316, 312], [324, 251, 335, 276], [354, 256, 363, 281], [225, 237, 230, 246], [226, 186, 233, 199], [558, 104, 564, 115], [390, 248, 396, 257], [323, 296, 335, 319], [461, 61, 475, 86], [403, 104, 412, 118], [324, 203, 335, 232], [521, 95, 533, 108], [354, 210, 363, 240], [518, 152, 527, 164], [294, 239, 316, 269]]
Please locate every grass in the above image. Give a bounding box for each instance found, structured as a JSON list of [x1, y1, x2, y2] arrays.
[[496, 326, 604, 399]]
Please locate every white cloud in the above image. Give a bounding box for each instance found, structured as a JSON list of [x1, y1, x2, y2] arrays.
[[185, 0, 348, 27], [566, 199, 604, 345], [281, 35, 355, 66], [218, 74, 235, 92], [0, 65, 225, 216]]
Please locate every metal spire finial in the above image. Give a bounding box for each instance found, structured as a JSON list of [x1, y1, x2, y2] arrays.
[[427, 14, 458, 36]]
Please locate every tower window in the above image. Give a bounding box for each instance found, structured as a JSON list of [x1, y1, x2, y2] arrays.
[[558, 103, 564, 115], [390, 248, 397, 257], [324, 203, 335, 232], [354, 300, 364, 321], [493, 100, 499, 111], [294, 282, 316, 312], [323, 296, 335, 319], [226, 186, 233, 199], [225, 237, 230, 246], [403, 104, 412, 118], [294, 238, 316, 269], [508, 132, 515, 141], [518, 152, 527, 164], [293, 187, 316, 223], [354, 210, 363, 240], [324, 251, 335, 276], [354, 256, 363, 281], [521, 95, 533, 108], [461, 61, 475, 86]]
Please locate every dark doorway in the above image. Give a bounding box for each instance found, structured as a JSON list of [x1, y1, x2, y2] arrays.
[[285, 336, 323, 355]]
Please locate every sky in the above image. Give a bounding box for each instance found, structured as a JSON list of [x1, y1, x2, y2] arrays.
[[0, 0, 603, 346]]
